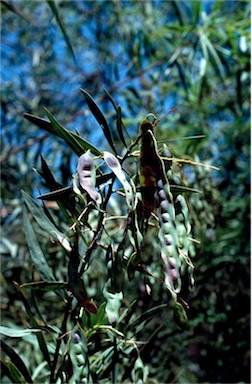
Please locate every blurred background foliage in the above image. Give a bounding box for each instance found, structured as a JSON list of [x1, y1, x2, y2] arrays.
[[1, 0, 250, 383]]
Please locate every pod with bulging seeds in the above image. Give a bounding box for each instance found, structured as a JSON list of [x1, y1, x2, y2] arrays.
[[77, 151, 101, 204], [155, 178, 181, 297]]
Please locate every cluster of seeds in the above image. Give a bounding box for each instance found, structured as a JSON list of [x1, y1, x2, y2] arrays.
[[156, 176, 195, 299], [175, 194, 195, 288], [155, 178, 181, 298]]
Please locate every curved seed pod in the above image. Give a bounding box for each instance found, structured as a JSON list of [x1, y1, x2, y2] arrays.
[[156, 178, 181, 295], [176, 194, 191, 235], [70, 330, 92, 383], [103, 279, 123, 325], [175, 194, 195, 287], [77, 151, 101, 204], [104, 151, 133, 210]]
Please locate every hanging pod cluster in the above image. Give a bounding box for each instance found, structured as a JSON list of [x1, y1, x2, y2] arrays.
[[139, 113, 195, 302]]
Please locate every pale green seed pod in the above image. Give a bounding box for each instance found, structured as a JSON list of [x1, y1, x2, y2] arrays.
[[156, 178, 181, 295]]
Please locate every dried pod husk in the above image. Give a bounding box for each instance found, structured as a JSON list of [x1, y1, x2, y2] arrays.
[[77, 151, 101, 204]]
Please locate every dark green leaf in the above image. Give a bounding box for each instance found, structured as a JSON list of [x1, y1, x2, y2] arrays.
[[3, 360, 26, 384], [0, 340, 33, 383], [1, 0, 36, 25], [170, 185, 201, 194], [20, 281, 68, 291], [23, 206, 56, 282], [116, 105, 127, 148], [14, 283, 52, 367], [127, 304, 167, 331], [80, 89, 117, 154], [46, 0, 76, 64], [103, 89, 128, 147], [39, 155, 62, 190], [37, 186, 72, 201], [24, 112, 101, 156], [22, 190, 71, 252], [174, 302, 188, 329]]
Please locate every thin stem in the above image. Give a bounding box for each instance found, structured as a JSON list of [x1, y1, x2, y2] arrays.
[[79, 176, 116, 276], [50, 297, 72, 383]]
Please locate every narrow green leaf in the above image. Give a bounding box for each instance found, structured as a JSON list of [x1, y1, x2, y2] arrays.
[[0, 340, 33, 383], [174, 302, 188, 329], [20, 281, 68, 291], [23, 206, 56, 282], [103, 89, 128, 147], [24, 113, 101, 156], [37, 186, 72, 201], [116, 105, 128, 147], [103, 88, 117, 110], [204, 34, 225, 80], [43, 107, 102, 156], [22, 190, 71, 252], [127, 304, 167, 331], [170, 185, 201, 194], [14, 283, 52, 367], [80, 89, 117, 154], [191, 0, 202, 23], [0, 326, 41, 338], [4, 360, 26, 384], [39, 155, 61, 190], [46, 0, 76, 64]]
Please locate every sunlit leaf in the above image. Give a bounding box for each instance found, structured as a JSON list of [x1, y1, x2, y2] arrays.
[[0, 326, 41, 338]]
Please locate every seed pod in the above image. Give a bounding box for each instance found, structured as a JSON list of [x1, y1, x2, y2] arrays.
[[155, 178, 181, 295], [70, 331, 91, 383], [104, 151, 133, 210], [175, 194, 195, 288], [77, 151, 101, 204]]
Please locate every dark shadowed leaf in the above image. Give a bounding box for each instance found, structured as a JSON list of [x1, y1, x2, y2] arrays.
[[46, 0, 76, 64], [22, 190, 71, 252], [127, 304, 167, 332], [23, 206, 56, 282], [81, 89, 117, 154], [37, 186, 72, 201], [0, 340, 33, 383], [104, 88, 128, 147], [24, 112, 101, 156], [20, 281, 68, 291]]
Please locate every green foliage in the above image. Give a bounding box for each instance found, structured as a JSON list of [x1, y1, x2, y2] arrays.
[[2, 88, 200, 382], [1, 1, 250, 383]]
